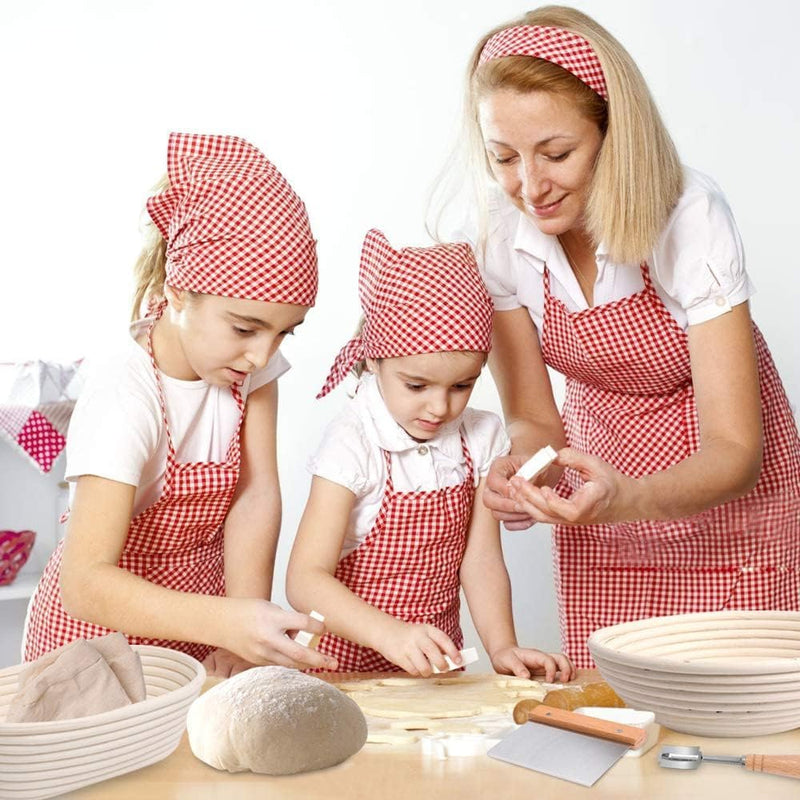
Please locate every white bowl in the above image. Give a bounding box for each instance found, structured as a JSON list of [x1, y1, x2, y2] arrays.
[[587, 610, 800, 737], [0, 645, 205, 799]]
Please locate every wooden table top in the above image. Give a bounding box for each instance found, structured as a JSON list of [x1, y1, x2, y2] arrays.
[[61, 670, 800, 800]]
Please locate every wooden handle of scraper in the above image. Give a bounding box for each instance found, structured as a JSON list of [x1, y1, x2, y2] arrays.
[[744, 755, 800, 780], [519, 705, 647, 748]]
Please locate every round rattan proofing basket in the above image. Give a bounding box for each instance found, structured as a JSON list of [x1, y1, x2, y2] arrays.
[[587, 610, 800, 736], [0, 645, 205, 800]]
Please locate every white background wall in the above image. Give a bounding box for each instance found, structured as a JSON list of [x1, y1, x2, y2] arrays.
[[1, 0, 798, 669]]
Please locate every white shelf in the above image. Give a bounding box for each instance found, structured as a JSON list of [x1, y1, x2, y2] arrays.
[[0, 573, 38, 602]]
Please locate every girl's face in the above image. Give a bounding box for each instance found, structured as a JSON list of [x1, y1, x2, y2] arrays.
[[166, 290, 308, 386], [367, 351, 485, 442], [478, 88, 604, 237]]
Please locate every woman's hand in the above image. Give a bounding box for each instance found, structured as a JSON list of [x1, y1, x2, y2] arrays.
[[222, 599, 338, 671], [375, 620, 462, 677], [484, 454, 538, 530], [490, 646, 576, 683], [508, 448, 638, 526]]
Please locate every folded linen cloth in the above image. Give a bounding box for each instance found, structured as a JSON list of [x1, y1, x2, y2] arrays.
[[7, 633, 146, 723]]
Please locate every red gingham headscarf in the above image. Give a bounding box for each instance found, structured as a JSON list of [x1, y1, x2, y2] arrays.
[[479, 24, 608, 100], [317, 229, 494, 398], [146, 132, 318, 306]]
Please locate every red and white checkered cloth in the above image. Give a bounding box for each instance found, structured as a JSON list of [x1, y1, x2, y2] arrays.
[[0, 360, 83, 474], [317, 229, 493, 398], [146, 132, 318, 306], [479, 24, 608, 100]]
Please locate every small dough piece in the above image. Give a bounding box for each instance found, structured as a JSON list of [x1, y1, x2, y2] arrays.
[[187, 667, 367, 774], [367, 730, 420, 744], [389, 718, 445, 731], [331, 680, 381, 692], [376, 677, 434, 687]]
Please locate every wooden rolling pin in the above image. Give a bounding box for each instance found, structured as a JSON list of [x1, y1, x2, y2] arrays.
[[513, 681, 625, 725]]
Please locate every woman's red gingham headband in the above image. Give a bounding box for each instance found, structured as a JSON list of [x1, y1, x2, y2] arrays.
[[479, 24, 608, 100]]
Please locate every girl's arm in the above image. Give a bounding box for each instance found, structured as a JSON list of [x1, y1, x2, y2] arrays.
[[510, 302, 763, 524], [286, 475, 462, 675], [485, 307, 567, 529], [460, 478, 574, 682], [209, 379, 285, 675], [223, 380, 281, 600], [59, 474, 336, 671]]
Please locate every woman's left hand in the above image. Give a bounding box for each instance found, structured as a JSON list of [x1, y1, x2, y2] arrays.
[[508, 447, 638, 526]]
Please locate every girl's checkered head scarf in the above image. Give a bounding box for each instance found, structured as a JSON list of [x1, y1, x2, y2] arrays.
[[146, 132, 318, 306], [317, 229, 493, 398]]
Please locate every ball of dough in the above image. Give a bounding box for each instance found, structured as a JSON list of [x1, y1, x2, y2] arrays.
[[186, 666, 367, 774]]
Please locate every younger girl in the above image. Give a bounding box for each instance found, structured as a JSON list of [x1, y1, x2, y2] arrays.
[[287, 229, 573, 680], [24, 133, 337, 676]]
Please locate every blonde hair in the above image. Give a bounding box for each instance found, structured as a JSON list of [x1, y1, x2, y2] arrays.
[[433, 5, 683, 265], [131, 174, 169, 321]]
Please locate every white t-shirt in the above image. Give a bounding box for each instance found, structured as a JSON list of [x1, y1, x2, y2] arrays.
[[308, 373, 511, 558], [457, 168, 754, 335], [66, 316, 290, 517]]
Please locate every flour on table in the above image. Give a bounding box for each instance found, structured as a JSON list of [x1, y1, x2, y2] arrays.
[[338, 675, 546, 720]]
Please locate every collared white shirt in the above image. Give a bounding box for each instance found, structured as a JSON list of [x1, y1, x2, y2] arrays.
[[308, 373, 510, 557], [456, 168, 754, 336]]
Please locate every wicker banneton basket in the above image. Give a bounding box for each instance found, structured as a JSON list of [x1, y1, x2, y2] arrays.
[[0, 645, 205, 799], [0, 530, 36, 586], [588, 610, 800, 737]]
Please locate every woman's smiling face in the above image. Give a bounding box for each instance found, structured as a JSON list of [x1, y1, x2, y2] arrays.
[[479, 88, 604, 236]]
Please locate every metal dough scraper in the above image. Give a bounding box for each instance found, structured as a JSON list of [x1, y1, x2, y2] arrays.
[[487, 705, 646, 787]]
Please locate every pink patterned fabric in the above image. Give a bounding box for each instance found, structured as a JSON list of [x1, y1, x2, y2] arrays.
[[24, 303, 244, 662], [317, 229, 493, 398], [479, 24, 608, 100], [316, 436, 474, 672], [146, 132, 318, 307], [0, 360, 82, 474], [541, 263, 800, 669]]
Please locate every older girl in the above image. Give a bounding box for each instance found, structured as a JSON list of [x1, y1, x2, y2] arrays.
[[24, 133, 337, 675]]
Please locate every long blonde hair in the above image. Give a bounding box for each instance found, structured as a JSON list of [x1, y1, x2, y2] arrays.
[[131, 175, 169, 320], [432, 5, 683, 265]]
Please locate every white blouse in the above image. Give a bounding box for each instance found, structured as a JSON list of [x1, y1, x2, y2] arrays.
[[308, 373, 510, 557], [456, 167, 754, 335]]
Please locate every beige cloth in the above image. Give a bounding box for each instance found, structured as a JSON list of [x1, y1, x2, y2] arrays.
[[7, 633, 146, 723]]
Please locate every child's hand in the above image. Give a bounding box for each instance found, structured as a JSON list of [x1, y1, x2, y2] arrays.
[[202, 647, 258, 677], [223, 599, 339, 672], [377, 620, 462, 677], [490, 646, 576, 683]]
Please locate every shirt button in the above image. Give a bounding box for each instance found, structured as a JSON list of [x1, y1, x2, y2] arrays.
[[715, 296, 727, 306], [417, 445, 429, 456]]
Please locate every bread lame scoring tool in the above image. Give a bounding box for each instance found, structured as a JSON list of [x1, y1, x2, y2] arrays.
[[487, 705, 646, 787]]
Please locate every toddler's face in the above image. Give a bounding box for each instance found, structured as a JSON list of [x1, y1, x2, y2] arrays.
[[167, 290, 308, 386], [367, 351, 486, 441]]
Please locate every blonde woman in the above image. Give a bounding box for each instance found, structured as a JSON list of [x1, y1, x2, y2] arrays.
[[445, 6, 800, 667]]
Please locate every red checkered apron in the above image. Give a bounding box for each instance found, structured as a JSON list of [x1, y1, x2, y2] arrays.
[[317, 435, 475, 672], [24, 305, 244, 662], [541, 263, 800, 668]]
